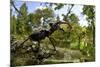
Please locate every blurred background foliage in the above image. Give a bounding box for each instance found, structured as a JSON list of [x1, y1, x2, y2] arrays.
[[10, 1, 95, 66]]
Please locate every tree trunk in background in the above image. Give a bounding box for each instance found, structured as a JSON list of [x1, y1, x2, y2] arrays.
[[91, 21, 95, 47], [78, 36, 81, 50], [66, 31, 71, 48]]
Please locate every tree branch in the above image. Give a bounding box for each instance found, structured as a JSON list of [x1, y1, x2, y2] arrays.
[[66, 4, 74, 17], [11, 1, 23, 16]]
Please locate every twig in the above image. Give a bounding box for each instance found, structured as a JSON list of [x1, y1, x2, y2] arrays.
[[66, 4, 74, 17]]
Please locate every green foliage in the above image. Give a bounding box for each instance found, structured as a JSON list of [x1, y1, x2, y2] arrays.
[[28, 13, 41, 25], [68, 13, 79, 23], [54, 4, 64, 10], [11, 2, 95, 65], [20, 3, 28, 16], [28, 8, 54, 27], [11, 3, 32, 39], [82, 5, 95, 58], [83, 5, 95, 21]]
